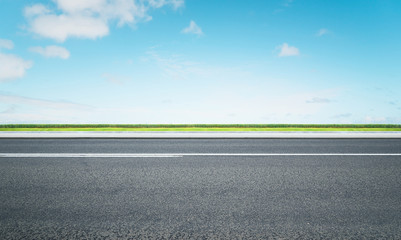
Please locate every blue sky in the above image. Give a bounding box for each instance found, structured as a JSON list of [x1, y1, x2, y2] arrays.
[[0, 0, 400, 124]]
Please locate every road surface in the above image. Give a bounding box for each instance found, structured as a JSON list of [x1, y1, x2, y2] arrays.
[[1, 139, 401, 239]]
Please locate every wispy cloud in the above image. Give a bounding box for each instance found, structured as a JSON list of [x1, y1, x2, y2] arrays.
[[316, 28, 329, 37], [145, 50, 251, 83], [24, 0, 184, 42], [145, 49, 254, 85], [181, 20, 203, 36], [192, 88, 340, 123], [0, 105, 17, 114], [0, 93, 97, 124], [283, 0, 294, 7], [306, 97, 333, 104], [332, 113, 352, 118], [102, 73, 129, 85], [29, 45, 70, 59], [364, 116, 386, 123], [0, 39, 14, 50], [0, 93, 92, 110], [274, 0, 295, 13], [148, 0, 184, 9], [146, 50, 201, 80], [278, 43, 299, 57]]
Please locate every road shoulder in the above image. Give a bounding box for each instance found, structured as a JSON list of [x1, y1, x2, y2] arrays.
[[1, 131, 401, 138]]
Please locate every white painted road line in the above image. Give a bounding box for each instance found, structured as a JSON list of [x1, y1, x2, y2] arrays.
[[1, 153, 401, 158], [183, 153, 401, 156], [0, 153, 183, 158]]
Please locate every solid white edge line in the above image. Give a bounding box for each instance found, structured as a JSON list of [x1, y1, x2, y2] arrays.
[[184, 153, 401, 156], [0, 153, 183, 158], [1, 153, 401, 158]]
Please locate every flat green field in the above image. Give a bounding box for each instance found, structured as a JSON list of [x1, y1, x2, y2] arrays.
[[1, 124, 400, 131]]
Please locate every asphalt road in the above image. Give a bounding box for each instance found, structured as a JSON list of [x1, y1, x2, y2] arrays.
[[1, 139, 401, 239]]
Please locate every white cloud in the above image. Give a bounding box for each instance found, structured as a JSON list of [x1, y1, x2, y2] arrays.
[[0, 39, 14, 50], [316, 28, 329, 37], [24, 4, 50, 17], [0, 39, 32, 82], [24, 1, 184, 42], [29, 45, 70, 59], [278, 43, 299, 57], [54, 0, 105, 13], [0, 53, 32, 82], [28, 12, 109, 42], [182, 20, 203, 36]]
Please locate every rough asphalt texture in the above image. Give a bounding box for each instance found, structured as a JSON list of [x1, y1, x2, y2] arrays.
[[1, 139, 401, 239]]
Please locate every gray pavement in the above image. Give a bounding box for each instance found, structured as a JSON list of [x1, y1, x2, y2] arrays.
[[1, 138, 401, 154], [1, 130, 401, 138], [1, 139, 401, 239]]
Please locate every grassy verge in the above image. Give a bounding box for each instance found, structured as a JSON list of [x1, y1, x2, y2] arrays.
[[0, 124, 401, 131]]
